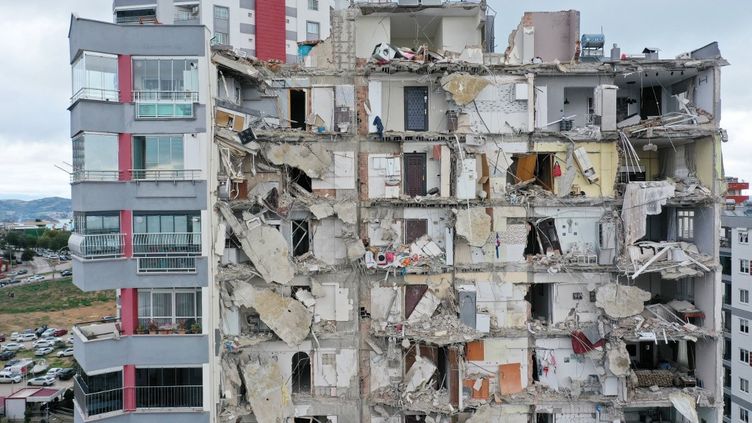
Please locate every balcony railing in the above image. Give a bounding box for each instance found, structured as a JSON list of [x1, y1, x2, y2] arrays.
[[133, 232, 201, 256], [131, 169, 203, 181], [70, 233, 126, 259], [133, 91, 198, 119], [71, 87, 119, 103], [136, 385, 203, 409], [137, 257, 197, 273], [74, 376, 123, 417], [70, 169, 202, 183]]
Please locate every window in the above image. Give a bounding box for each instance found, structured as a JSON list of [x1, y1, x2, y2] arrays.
[[213, 6, 230, 45], [677, 210, 694, 239], [741, 231, 750, 244], [133, 213, 201, 255], [306, 21, 320, 41], [115, 8, 156, 24], [742, 259, 750, 274], [741, 348, 750, 364], [135, 367, 202, 408], [308, 0, 319, 10], [743, 318, 750, 334], [138, 288, 202, 330], [74, 213, 120, 235], [72, 133, 120, 181], [132, 135, 185, 177], [291, 220, 310, 257], [742, 407, 750, 423], [291, 352, 311, 393], [72, 52, 118, 102], [132, 58, 198, 118], [743, 289, 750, 304], [743, 378, 750, 393]]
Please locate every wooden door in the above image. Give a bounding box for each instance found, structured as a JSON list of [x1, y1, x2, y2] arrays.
[[404, 86, 428, 131], [404, 153, 426, 197], [404, 219, 428, 244]]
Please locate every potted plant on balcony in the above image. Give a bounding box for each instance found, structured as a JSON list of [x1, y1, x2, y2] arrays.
[[147, 320, 158, 334], [190, 322, 202, 334], [177, 320, 187, 335], [136, 324, 148, 335]]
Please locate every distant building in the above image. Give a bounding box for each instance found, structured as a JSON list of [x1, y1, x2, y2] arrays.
[[727, 176, 749, 205]]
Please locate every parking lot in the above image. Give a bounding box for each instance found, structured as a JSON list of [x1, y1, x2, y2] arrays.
[[0, 330, 76, 394]]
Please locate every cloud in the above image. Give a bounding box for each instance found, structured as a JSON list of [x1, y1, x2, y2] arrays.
[[0, 137, 71, 200], [721, 109, 752, 183]]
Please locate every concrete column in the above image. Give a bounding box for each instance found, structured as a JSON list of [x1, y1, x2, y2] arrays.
[[124, 364, 136, 411], [120, 210, 133, 258], [118, 133, 132, 181], [118, 55, 132, 103], [120, 288, 139, 336]]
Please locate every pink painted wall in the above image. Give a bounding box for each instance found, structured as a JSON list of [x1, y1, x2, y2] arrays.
[[117, 55, 132, 103], [118, 133, 132, 181], [124, 364, 136, 411]]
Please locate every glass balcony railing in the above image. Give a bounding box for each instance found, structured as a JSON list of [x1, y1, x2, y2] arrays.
[[72, 87, 119, 103], [69, 233, 126, 259], [133, 232, 201, 256], [74, 376, 123, 417]]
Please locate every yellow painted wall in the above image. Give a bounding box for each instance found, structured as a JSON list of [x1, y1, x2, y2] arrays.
[[534, 141, 619, 198]]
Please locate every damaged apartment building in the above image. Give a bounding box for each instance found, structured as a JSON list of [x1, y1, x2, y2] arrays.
[[67, 1, 727, 423]]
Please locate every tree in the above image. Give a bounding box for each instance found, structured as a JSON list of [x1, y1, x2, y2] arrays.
[[21, 249, 35, 262]]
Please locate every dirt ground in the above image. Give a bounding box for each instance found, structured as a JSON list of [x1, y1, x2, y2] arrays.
[[0, 301, 116, 333]]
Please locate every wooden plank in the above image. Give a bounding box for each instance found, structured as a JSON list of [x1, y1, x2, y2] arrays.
[[465, 340, 484, 361], [499, 363, 523, 394], [515, 154, 537, 181]]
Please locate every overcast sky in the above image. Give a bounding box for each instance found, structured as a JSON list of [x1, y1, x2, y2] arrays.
[[0, 0, 749, 200]]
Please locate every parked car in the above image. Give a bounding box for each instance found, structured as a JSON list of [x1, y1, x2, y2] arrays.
[[101, 316, 117, 322], [0, 350, 16, 360], [0, 371, 22, 384], [52, 329, 68, 337], [27, 375, 56, 386], [34, 326, 48, 338], [41, 328, 56, 338], [1, 343, 25, 352], [46, 368, 63, 378], [9, 332, 19, 341], [32, 339, 55, 349], [27, 275, 45, 282], [66, 336, 74, 345], [57, 348, 74, 358], [17, 333, 36, 342], [60, 270, 72, 277], [34, 347, 54, 356], [16, 269, 28, 275], [57, 368, 76, 380], [0, 333, 5, 342], [3, 359, 21, 368], [0, 278, 9, 286]]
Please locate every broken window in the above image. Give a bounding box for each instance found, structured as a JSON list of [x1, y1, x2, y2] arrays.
[[640, 85, 662, 119], [404, 87, 428, 131], [404, 219, 428, 244], [289, 167, 312, 192], [404, 344, 446, 389], [295, 417, 328, 423], [291, 352, 311, 394], [627, 340, 695, 371], [525, 218, 561, 257], [244, 308, 274, 335], [290, 89, 307, 129], [527, 284, 552, 323], [677, 210, 694, 240], [291, 220, 311, 257], [508, 153, 554, 192]]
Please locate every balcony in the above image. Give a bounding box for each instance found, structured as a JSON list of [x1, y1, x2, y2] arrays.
[[73, 321, 208, 373], [72, 87, 119, 103], [136, 385, 203, 409], [72, 255, 208, 291], [69, 233, 125, 259], [74, 376, 123, 418], [133, 91, 199, 119], [71, 179, 208, 212], [71, 169, 203, 183]]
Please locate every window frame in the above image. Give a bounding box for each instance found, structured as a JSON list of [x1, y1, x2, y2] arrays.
[[743, 407, 750, 423], [137, 288, 202, 330], [676, 209, 695, 240], [308, 0, 319, 10], [742, 259, 750, 274], [213, 5, 230, 45], [742, 348, 750, 364], [743, 289, 750, 304], [741, 231, 750, 244], [306, 21, 320, 41], [743, 377, 750, 393], [743, 318, 750, 335]]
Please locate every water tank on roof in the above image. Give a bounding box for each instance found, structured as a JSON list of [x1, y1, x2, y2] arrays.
[[581, 34, 605, 49]]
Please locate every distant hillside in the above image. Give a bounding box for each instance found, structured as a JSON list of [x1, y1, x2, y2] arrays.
[[0, 197, 72, 222]]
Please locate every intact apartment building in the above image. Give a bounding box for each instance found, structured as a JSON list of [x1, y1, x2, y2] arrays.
[[68, 1, 727, 422], [721, 183, 752, 423]]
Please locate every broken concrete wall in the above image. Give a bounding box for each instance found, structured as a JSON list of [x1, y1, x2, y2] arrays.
[[550, 282, 600, 324], [532, 141, 619, 197], [265, 143, 333, 179], [313, 348, 359, 389], [459, 273, 529, 330], [454, 207, 492, 247], [463, 337, 529, 395], [367, 153, 402, 199], [231, 282, 312, 346], [534, 338, 601, 392], [455, 75, 529, 133], [596, 284, 651, 319], [378, 76, 449, 132], [217, 202, 295, 284], [240, 357, 294, 423]]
